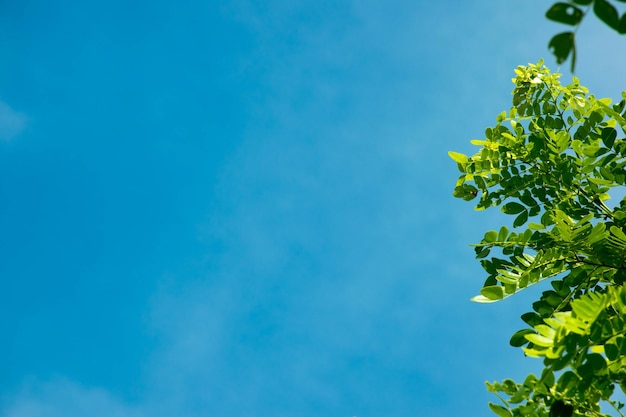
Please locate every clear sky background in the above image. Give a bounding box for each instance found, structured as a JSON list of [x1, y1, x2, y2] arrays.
[[1, 1, 625, 416]]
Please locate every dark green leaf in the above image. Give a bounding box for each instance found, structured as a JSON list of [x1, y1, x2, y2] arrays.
[[578, 352, 607, 378], [601, 127, 617, 148], [546, 2, 584, 25], [551, 280, 570, 298], [562, 404, 573, 417], [502, 202, 526, 214], [521, 312, 543, 326], [606, 343, 619, 360], [550, 400, 573, 417], [519, 192, 539, 207], [510, 329, 535, 347], [542, 290, 563, 307], [532, 299, 553, 316], [585, 352, 607, 373], [548, 32, 575, 66], [528, 205, 541, 217], [513, 210, 529, 228], [594, 0, 620, 31]]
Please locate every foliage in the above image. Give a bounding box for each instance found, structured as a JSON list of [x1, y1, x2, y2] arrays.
[[450, 61, 626, 416], [545, 0, 626, 72]]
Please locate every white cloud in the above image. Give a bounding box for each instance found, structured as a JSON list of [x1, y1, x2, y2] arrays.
[[0, 100, 27, 141], [1, 378, 142, 417]]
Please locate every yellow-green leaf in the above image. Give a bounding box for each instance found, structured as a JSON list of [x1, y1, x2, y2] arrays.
[[448, 151, 468, 164]]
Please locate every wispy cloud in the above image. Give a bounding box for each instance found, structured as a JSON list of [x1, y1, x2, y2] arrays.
[[1, 378, 141, 417], [0, 100, 27, 141]]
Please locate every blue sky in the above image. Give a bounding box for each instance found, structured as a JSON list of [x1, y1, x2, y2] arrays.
[[1, 1, 625, 416]]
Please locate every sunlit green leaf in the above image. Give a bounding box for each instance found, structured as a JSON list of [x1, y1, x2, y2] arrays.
[[488, 403, 513, 417], [448, 151, 468, 164], [484, 230, 498, 243], [470, 294, 499, 304], [481, 285, 505, 301], [498, 226, 509, 242], [610, 225, 626, 243], [525, 333, 554, 347]]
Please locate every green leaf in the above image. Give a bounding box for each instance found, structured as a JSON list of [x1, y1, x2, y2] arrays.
[[484, 230, 498, 243], [605, 343, 619, 361], [519, 192, 539, 207], [556, 371, 580, 394], [539, 368, 555, 387], [448, 151, 468, 164], [502, 202, 526, 215], [601, 127, 617, 148], [548, 32, 575, 67], [470, 294, 498, 303], [525, 333, 554, 347], [522, 312, 543, 326], [510, 329, 535, 347], [529, 222, 545, 230], [500, 379, 517, 395], [513, 210, 529, 228], [546, 2, 584, 25], [594, 0, 620, 31], [453, 184, 478, 201], [584, 352, 607, 374], [498, 226, 509, 242], [488, 403, 513, 417], [610, 225, 626, 243], [481, 285, 505, 301]]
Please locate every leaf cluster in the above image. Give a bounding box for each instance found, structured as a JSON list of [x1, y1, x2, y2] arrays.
[[451, 62, 626, 416], [545, 0, 626, 71]]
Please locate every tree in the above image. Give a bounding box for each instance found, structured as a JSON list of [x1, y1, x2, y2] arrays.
[[450, 61, 626, 416], [544, 0, 626, 72]]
